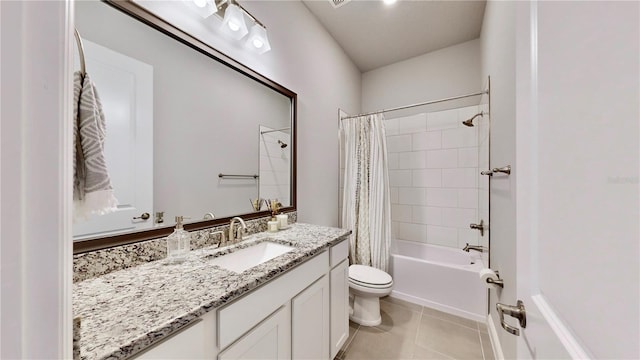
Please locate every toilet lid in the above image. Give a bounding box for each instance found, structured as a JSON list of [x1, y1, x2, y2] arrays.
[[349, 265, 393, 287]]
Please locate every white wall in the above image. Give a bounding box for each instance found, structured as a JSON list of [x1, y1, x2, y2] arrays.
[[362, 39, 481, 113], [1, 1, 73, 358], [479, 1, 517, 357], [137, 0, 362, 227], [386, 107, 482, 249]]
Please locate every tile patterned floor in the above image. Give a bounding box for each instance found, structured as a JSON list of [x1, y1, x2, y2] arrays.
[[336, 297, 495, 360]]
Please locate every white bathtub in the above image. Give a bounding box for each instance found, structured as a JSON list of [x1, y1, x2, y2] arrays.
[[389, 240, 487, 322]]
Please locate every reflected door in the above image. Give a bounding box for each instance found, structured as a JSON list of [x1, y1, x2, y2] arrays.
[[73, 39, 153, 240]]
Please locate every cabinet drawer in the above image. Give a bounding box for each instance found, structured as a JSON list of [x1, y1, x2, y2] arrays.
[[330, 239, 348, 267], [217, 251, 329, 350], [132, 310, 217, 359]]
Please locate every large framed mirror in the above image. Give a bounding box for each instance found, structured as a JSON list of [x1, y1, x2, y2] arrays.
[[73, 0, 296, 253]]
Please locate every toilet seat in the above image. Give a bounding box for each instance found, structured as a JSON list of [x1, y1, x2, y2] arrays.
[[349, 264, 393, 289]]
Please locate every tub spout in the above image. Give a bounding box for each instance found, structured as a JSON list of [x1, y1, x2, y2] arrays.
[[463, 243, 485, 253]]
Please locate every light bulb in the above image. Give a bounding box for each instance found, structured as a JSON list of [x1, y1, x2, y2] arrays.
[[252, 38, 264, 48], [228, 21, 240, 32], [383, 0, 397, 4], [193, 0, 207, 8]]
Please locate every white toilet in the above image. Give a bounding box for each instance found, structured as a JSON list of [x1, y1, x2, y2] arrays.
[[348, 264, 393, 326]]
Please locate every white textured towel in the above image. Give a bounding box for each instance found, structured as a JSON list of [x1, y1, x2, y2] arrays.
[[73, 71, 118, 220]]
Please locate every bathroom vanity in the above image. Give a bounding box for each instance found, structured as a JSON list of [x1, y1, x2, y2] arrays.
[[73, 223, 350, 360]]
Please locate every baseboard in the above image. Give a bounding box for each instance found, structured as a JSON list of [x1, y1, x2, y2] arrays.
[[390, 290, 485, 323], [486, 314, 505, 360]]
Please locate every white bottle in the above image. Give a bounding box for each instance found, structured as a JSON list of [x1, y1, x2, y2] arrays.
[[267, 218, 279, 232], [166, 216, 190, 263]]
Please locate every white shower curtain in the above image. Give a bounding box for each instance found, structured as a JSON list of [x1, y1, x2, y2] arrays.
[[339, 113, 392, 272]]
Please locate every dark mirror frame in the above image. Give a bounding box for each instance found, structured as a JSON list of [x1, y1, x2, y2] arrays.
[[73, 0, 297, 254]]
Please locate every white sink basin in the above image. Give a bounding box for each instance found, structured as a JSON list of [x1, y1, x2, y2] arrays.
[[209, 241, 295, 273]]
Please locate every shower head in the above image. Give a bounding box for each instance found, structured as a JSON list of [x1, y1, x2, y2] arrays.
[[462, 112, 484, 127], [277, 140, 288, 149]]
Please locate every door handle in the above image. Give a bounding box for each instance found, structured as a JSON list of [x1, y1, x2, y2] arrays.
[[133, 212, 150, 220], [496, 300, 526, 336]]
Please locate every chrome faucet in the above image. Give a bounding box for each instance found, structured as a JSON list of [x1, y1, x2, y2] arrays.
[[463, 243, 485, 253], [229, 217, 247, 243]]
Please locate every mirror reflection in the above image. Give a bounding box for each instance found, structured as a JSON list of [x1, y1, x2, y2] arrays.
[[73, 1, 295, 241]]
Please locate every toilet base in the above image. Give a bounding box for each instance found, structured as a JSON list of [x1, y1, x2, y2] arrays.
[[349, 295, 382, 326]]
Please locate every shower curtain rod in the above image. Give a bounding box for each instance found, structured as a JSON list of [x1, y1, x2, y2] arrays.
[[340, 90, 488, 120]]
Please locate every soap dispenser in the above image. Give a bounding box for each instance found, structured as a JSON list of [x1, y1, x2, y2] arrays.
[[166, 216, 190, 263]]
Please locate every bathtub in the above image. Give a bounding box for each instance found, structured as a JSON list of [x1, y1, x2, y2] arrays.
[[389, 239, 487, 322]]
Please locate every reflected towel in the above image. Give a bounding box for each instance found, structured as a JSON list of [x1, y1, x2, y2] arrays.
[[73, 71, 118, 219]]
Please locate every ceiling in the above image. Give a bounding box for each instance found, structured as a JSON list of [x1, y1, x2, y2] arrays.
[[301, 0, 486, 72]]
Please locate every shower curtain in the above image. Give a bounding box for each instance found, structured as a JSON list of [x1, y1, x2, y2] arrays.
[[339, 113, 392, 272]]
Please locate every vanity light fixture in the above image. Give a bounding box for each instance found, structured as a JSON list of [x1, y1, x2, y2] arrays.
[[246, 24, 271, 54], [221, 3, 249, 40], [183, 0, 218, 18], [211, 0, 271, 54]]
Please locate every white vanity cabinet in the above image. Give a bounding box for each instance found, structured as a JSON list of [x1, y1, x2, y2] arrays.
[[131, 238, 349, 360], [329, 240, 350, 359], [292, 275, 330, 359], [330, 259, 349, 359], [218, 304, 291, 360]]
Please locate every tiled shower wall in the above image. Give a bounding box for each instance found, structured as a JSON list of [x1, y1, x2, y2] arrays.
[[387, 106, 481, 248]]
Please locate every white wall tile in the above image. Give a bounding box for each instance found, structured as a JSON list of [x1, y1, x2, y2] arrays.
[[412, 206, 442, 225], [426, 225, 458, 247], [426, 149, 458, 168], [458, 147, 478, 167], [391, 204, 412, 222], [398, 187, 427, 205], [412, 169, 442, 187], [397, 152, 412, 169], [426, 188, 458, 207], [398, 222, 427, 242], [458, 188, 478, 209], [427, 109, 459, 130], [390, 187, 399, 204], [398, 151, 426, 170], [412, 131, 441, 150], [458, 228, 479, 248], [442, 128, 478, 148], [387, 134, 412, 152], [388, 152, 399, 169], [391, 221, 398, 239], [382, 108, 486, 250], [442, 168, 477, 188], [384, 118, 399, 135], [410, 151, 428, 169], [396, 113, 427, 134], [389, 169, 412, 187], [441, 208, 477, 228]]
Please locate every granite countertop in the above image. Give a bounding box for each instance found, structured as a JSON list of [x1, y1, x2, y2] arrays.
[[73, 223, 350, 360]]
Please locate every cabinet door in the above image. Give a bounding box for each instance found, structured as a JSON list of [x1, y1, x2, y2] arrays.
[[330, 259, 349, 359], [292, 274, 330, 360], [218, 304, 291, 360]]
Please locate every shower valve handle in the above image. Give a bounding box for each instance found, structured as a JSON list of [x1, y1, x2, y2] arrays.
[[469, 220, 484, 236]]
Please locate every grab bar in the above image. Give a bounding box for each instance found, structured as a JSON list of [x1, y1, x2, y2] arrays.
[[218, 173, 259, 179]]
